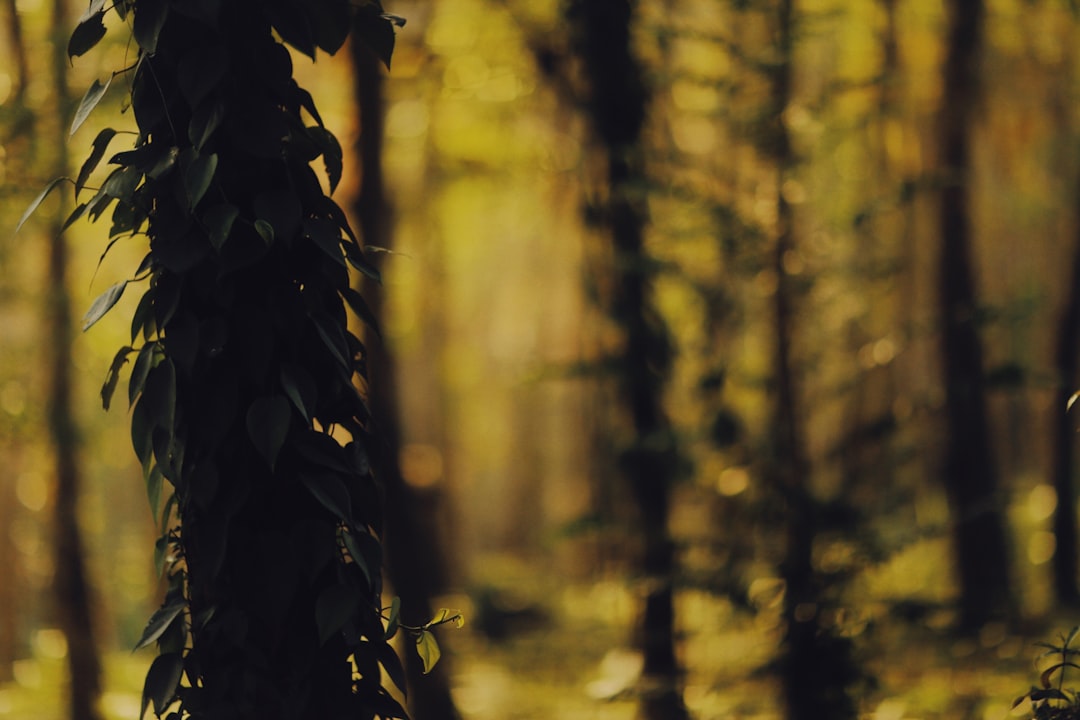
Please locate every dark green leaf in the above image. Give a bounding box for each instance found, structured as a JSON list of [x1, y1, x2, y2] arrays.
[[384, 596, 400, 641], [246, 396, 290, 469], [307, 126, 342, 193], [133, 0, 169, 54], [141, 652, 183, 717], [76, 128, 117, 195], [341, 287, 381, 338], [280, 364, 316, 422], [82, 281, 127, 331], [315, 583, 361, 646], [131, 397, 154, 467], [188, 99, 224, 151], [341, 528, 375, 590], [203, 203, 238, 251], [61, 202, 89, 234], [254, 191, 302, 241], [146, 463, 164, 517], [70, 76, 112, 136], [130, 291, 156, 344], [354, 6, 398, 69], [343, 241, 381, 283], [310, 312, 349, 368], [300, 473, 352, 524], [142, 358, 177, 435], [254, 219, 274, 245], [16, 177, 70, 234], [133, 594, 186, 651], [303, 218, 345, 267], [183, 152, 218, 210], [101, 345, 134, 410], [148, 146, 180, 179], [68, 10, 106, 59], [377, 639, 407, 695], [178, 46, 227, 107]]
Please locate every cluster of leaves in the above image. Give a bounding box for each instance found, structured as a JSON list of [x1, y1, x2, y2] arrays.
[[16, 0, 449, 717], [1013, 627, 1080, 720]]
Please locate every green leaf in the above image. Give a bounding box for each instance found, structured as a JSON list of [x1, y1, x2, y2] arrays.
[[145, 463, 164, 517], [68, 9, 106, 59], [307, 126, 343, 193], [133, 594, 186, 651], [341, 287, 381, 338], [246, 396, 290, 469], [354, 6, 399, 69], [133, 0, 169, 54], [142, 358, 177, 435], [384, 597, 401, 640], [129, 343, 162, 405], [70, 76, 112, 136], [254, 191, 302, 241], [16, 177, 70, 234], [429, 608, 465, 629], [300, 473, 353, 524], [82, 281, 127, 331], [303, 218, 346, 267], [141, 652, 183, 718], [203, 203, 239, 251], [279, 364, 316, 422], [341, 528, 376, 590], [183, 152, 218, 210], [101, 345, 134, 410], [188, 99, 224, 151], [310, 311, 349, 368], [254, 219, 274, 245], [415, 629, 441, 674], [315, 583, 360, 646], [76, 128, 117, 196]]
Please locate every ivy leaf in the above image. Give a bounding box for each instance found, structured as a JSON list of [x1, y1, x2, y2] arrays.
[[384, 596, 401, 641], [133, 593, 187, 651], [15, 177, 71, 234], [70, 76, 112, 136], [101, 345, 134, 410], [183, 152, 218, 210], [246, 396, 290, 470], [141, 652, 183, 717], [188, 99, 224, 152], [68, 9, 107, 59], [133, 0, 169, 55], [75, 128, 117, 196], [415, 629, 441, 674], [315, 583, 360, 646], [300, 473, 353, 524], [203, 203, 239, 251], [82, 281, 127, 331]]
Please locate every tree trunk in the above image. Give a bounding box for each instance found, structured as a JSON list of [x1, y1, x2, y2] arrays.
[[937, 0, 1013, 630], [567, 2, 688, 718], [48, 0, 103, 717], [349, 31, 462, 720], [1052, 228, 1080, 606]]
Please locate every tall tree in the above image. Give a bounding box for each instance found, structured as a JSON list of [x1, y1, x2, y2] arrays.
[[567, 2, 688, 718], [48, 0, 103, 717], [937, 0, 1013, 630], [42, 1, 414, 717], [349, 24, 462, 720]]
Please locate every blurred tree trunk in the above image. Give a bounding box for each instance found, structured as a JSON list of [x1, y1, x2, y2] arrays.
[[567, 2, 688, 718], [47, 0, 103, 718], [937, 0, 1013, 630], [1051, 225, 1080, 606], [349, 31, 462, 720], [766, 2, 856, 719]]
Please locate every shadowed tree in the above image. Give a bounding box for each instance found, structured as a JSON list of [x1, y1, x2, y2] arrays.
[[350, 24, 462, 720], [48, 0, 103, 717], [937, 0, 1013, 630], [567, 1, 689, 718]]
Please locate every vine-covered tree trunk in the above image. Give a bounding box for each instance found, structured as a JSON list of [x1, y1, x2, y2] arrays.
[[1052, 223, 1080, 606], [48, 0, 103, 717], [56, 1, 409, 718], [350, 28, 462, 720], [567, 2, 688, 718], [766, 2, 857, 718], [937, 0, 1013, 630]]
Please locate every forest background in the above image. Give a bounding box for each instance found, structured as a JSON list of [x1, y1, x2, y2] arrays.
[[2, 0, 1080, 718]]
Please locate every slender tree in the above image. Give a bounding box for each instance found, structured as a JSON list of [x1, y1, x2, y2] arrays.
[[350, 25, 462, 720], [48, 0, 103, 717], [937, 0, 1013, 630], [567, 2, 688, 718]]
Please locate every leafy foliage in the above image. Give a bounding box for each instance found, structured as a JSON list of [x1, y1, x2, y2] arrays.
[[42, 0, 424, 717], [1014, 627, 1080, 719]]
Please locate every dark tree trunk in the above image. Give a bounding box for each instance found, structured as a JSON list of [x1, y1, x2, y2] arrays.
[[1052, 229, 1080, 606], [349, 31, 462, 720], [567, 2, 688, 718], [937, 0, 1013, 630], [48, 0, 103, 717]]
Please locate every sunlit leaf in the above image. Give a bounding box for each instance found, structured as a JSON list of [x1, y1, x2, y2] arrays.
[[16, 177, 71, 234], [82, 280, 127, 331], [70, 76, 112, 136], [246, 396, 290, 469], [414, 630, 441, 674]]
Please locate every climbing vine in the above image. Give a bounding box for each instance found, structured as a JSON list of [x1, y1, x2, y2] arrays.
[[18, 0, 437, 717]]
